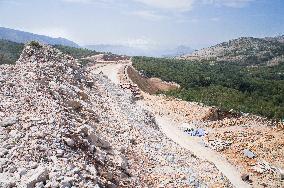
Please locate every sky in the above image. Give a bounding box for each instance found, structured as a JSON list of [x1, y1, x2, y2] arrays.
[[0, 0, 283, 49]]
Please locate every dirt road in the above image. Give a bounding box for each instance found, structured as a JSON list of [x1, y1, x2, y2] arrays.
[[155, 116, 251, 188], [93, 63, 125, 84]]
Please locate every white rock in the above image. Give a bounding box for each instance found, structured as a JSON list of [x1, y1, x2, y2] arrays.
[[56, 149, 64, 157], [0, 148, 8, 157], [0, 116, 19, 127], [21, 166, 48, 188], [0, 172, 17, 188], [64, 137, 75, 147], [18, 167, 27, 177], [29, 161, 38, 169]]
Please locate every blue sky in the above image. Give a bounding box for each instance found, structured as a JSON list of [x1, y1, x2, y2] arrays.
[[0, 0, 283, 49]]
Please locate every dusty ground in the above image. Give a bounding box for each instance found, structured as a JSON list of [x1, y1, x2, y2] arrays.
[[141, 91, 284, 188]]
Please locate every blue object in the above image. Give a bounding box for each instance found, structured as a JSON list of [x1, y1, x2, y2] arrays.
[[187, 128, 205, 137]]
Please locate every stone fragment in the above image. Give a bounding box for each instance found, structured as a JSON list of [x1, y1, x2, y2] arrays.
[[35, 181, 44, 188], [0, 172, 17, 188], [64, 137, 75, 147], [29, 161, 39, 169], [241, 174, 250, 182], [243, 149, 256, 159], [18, 167, 27, 177], [21, 166, 48, 188], [113, 155, 127, 170], [0, 148, 8, 157], [66, 100, 82, 110], [0, 116, 19, 127], [87, 130, 111, 149], [280, 169, 284, 180], [56, 150, 64, 157]]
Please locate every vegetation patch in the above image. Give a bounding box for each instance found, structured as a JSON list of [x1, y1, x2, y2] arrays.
[[0, 39, 98, 65], [132, 56, 284, 119]]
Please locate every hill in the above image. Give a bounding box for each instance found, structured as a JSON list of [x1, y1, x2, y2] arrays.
[[182, 36, 284, 66], [132, 56, 284, 119], [0, 40, 98, 65], [0, 27, 79, 47], [0, 40, 23, 65]]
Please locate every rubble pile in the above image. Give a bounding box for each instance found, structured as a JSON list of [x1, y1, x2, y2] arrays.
[[0, 43, 133, 187], [0, 43, 232, 187]]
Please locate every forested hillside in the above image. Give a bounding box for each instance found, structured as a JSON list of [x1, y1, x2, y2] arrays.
[[0, 40, 23, 64], [133, 57, 284, 119]]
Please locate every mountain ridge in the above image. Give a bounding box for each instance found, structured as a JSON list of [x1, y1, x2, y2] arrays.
[[0, 27, 79, 47], [181, 35, 284, 66]]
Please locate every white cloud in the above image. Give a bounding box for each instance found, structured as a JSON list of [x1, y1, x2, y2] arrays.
[[210, 17, 220, 22], [129, 10, 166, 21], [132, 0, 254, 12], [133, 0, 195, 11], [60, 0, 254, 12], [202, 0, 254, 8]]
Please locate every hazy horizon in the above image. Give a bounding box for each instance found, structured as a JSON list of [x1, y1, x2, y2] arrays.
[[0, 0, 283, 50]]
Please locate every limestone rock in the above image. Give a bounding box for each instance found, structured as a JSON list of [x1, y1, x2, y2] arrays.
[[0, 116, 19, 127], [21, 166, 48, 188], [0, 173, 17, 188]]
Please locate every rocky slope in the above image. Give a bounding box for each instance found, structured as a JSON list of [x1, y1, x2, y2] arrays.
[[0, 43, 232, 187], [181, 36, 284, 66]]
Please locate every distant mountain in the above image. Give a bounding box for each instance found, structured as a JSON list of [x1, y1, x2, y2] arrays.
[[85, 44, 141, 56], [85, 44, 193, 57], [161, 45, 194, 58], [0, 27, 79, 47], [181, 36, 284, 66]]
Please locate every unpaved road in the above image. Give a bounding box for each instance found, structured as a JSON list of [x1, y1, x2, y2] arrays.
[[93, 63, 125, 84], [94, 63, 251, 188], [154, 116, 251, 188]]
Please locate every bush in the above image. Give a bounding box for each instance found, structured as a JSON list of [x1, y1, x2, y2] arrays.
[[29, 41, 41, 48]]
